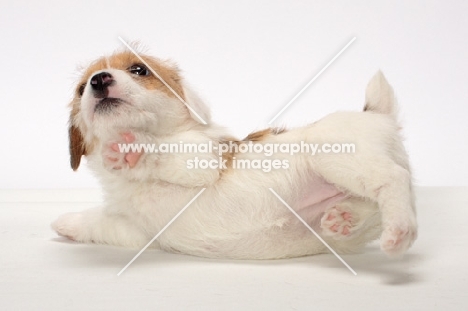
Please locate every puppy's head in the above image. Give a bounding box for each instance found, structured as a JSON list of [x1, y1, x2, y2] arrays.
[[68, 50, 210, 170]]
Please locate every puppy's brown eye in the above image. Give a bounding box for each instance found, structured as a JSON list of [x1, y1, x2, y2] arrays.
[[78, 84, 85, 96], [128, 64, 150, 76]]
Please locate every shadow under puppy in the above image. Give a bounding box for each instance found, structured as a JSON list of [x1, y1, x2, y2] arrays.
[[52, 50, 417, 260]]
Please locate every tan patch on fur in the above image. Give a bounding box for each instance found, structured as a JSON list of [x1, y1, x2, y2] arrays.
[[219, 128, 287, 171], [68, 97, 88, 170], [69, 124, 86, 171], [243, 127, 286, 141], [219, 137, 241, 169]]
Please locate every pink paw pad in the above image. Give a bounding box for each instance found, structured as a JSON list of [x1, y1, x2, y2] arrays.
[[103, 132, 142, 170], [321, 208, 354, 238], [381, 224, 417, 256]]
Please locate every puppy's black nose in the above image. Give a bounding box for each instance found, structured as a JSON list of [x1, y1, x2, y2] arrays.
[[90, 72, 113, 98]]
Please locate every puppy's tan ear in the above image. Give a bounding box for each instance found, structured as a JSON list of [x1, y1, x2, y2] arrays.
[[69, 124, 86, 171]]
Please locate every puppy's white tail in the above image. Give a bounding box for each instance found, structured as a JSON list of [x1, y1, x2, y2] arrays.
[[363, 71, 398, 119]]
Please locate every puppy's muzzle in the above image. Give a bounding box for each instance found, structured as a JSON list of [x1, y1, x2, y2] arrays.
[[91, 72, 114, 98]]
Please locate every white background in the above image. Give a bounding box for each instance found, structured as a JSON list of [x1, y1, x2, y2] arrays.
[[0, 0, 467, 188]]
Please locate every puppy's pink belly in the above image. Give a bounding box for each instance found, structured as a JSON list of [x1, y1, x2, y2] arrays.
[[297, 179, 347, 229]]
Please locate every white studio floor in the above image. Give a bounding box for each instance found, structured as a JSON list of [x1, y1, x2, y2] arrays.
[[0, 187, 467, 310]]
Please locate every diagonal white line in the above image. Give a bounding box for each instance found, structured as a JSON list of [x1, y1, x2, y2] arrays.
[[117, 36, 208, 125], [117, 188, 206, 276], [268, 37, 356, 124], [269, 188, 357, 275]]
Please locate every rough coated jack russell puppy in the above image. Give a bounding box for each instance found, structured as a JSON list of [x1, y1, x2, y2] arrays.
[[52, 50, 417, 260]]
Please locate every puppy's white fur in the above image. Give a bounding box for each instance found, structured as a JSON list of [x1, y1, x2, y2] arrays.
[[52, 51, 417, 259]]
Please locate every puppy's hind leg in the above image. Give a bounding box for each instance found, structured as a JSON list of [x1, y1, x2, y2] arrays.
[[313, 156, 417, 257], [316, 71, 417, 256]]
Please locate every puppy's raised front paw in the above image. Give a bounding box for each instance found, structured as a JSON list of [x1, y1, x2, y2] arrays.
[[51, 212, 85, 242], [102, 132, 143, 170]]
